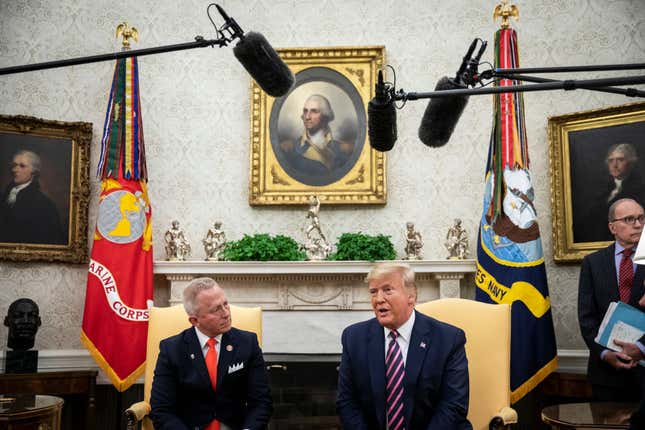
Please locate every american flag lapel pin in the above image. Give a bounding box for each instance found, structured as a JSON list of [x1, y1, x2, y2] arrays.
[[420, 341, 427, 349]]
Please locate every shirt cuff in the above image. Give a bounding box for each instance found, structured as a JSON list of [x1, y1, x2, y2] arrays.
[[636, 341, 645, 356], [600, 349, 609, 360]]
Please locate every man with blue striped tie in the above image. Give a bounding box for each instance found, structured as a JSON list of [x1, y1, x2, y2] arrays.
[[337, 263, 472, 430]]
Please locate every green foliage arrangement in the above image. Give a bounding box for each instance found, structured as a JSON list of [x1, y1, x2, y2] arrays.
[[222, 234, 306, 261], [328, 232, 396, 261]]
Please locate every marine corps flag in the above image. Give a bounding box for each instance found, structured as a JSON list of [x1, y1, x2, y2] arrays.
[[81, 51, 153, 391], [475, 26, 557, 403]]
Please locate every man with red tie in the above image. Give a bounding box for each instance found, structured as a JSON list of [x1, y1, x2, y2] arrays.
[[578, 198, 645, 402], [337, 263, 472, 430], [150, 278, 272, 430]]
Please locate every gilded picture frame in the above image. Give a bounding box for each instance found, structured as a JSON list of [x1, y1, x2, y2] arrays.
[[0, 114, 92, 263], [249, 46, 386, 205], [548, 102, 645, 262]]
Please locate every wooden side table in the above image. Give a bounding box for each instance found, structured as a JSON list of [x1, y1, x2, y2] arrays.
[[0, 394, 63, 430], [0, 370, 96, 429], [541, 402, 636, 429]]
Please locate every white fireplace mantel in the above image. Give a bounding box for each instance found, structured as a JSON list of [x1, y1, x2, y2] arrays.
[[154, 259, 478, 309]]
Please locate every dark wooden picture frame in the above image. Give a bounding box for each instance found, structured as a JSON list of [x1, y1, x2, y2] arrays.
[[549, 102, 645, 262], [0, 115, 92, 263]]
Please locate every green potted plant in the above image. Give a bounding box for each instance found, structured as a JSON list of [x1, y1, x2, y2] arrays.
[[221, 234, 306, 261], [328, 232, 396, 261]]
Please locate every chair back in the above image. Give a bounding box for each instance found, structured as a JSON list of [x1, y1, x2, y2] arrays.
[[140, 304, 262, 429], [415, 298, 511, 430]]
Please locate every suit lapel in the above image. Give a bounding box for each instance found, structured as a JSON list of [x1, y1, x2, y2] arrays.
[[630, 263, 645, 307], [183, 328, 211, 387], [404, 312, 430, 429], [217, 329, 236, 388], [367, 320, 386, 429], [604, 243, 621, 302]]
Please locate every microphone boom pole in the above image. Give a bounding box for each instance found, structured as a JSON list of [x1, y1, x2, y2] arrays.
[[0, 37, 226, 76], [401, 74, 645, 100]]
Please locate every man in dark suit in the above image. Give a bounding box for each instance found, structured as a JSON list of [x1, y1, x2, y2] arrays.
[[150, 277, 272, 430], [578, 197, 645, 402], [336, 263, 472, 430]]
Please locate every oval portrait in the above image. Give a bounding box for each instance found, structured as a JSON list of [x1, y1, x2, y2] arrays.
[[270, 67, 366, 187]]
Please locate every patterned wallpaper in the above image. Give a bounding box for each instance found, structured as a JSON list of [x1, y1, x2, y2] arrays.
[[0, 0, 644, 352]]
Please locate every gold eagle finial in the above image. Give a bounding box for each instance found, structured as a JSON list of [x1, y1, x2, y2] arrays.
[[115, 22, 139, 49], [493, 0, 519, 29]]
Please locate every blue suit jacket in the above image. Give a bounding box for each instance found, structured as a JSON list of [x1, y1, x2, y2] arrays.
[[336, 311, 472, 430], [150, 327, 272, 430]]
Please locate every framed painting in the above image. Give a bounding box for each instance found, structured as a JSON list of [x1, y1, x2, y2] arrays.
[[0, 114, 92, 263], [549, 102, 645, 262], [249, 46, 386, 205]]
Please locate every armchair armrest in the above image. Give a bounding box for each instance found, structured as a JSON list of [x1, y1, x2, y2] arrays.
[[489, 406, 518, 429], [124, 400, 151, 430]]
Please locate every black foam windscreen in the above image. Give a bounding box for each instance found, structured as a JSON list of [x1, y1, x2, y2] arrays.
[[418, 76, 469, 147], [233, 32, 295, 97], [368, 98, 397, 152]]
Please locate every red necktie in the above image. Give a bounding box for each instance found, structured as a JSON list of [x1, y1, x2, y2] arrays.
[[618, 248, 634, 303], [205, 338, 220, 430]]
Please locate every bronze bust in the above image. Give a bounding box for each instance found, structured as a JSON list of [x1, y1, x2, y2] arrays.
[[4, 298, 41, 351]]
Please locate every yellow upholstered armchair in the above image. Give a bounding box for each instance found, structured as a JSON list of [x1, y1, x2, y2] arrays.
[[415, 298, 517, 430], [124, 304, 263, 430]]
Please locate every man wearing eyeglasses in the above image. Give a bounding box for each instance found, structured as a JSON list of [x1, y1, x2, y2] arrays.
[[150, 277, 272, 430], [578, 198, 645, 405]]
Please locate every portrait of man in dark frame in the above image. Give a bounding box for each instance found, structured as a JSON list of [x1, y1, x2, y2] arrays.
[[0, 133, 72, 246], [569, 121, 645, 244]]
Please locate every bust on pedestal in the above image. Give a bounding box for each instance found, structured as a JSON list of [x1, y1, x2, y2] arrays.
[[3, 298, 41, 373]]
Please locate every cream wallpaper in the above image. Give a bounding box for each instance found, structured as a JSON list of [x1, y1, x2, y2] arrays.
[[0, 0, 644, 353]]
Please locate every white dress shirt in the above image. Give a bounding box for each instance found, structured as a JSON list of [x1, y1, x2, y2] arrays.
[[383, 310, 416, 365]]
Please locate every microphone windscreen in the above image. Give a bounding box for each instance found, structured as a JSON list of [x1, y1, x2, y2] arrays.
[[368, 98, 397, 152], [233, 32, 295, 97], [418, 76, 469, 147]]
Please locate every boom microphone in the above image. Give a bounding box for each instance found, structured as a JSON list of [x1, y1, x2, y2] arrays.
[[417, 77, 469, 148], [368, 70, 397, 152], [418, 39, 486, 147], [214, 4, 294, 97]]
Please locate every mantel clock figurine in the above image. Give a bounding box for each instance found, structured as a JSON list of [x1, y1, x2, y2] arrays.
[[4, 298, 41, 373], [302, 195, 331, 260], [445, 218, 469, 260], [203, 221, 227, 261], [403, 221, 423, 260], [164, 220, 191, 261]]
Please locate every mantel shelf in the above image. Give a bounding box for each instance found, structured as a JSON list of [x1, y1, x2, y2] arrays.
[[154, 259, 477, 275]]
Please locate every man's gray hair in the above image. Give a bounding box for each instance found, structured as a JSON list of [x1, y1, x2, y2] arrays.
[[305, 94, 335, 122], [14, 150, 41, 176], [606, 143, 638, 164], [183, 277, 219, 315], [366, 262, 416, 292], [608, 198, 644, 222]]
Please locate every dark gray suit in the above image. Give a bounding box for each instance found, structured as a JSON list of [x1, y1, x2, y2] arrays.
[[578, 243, 645, 397]]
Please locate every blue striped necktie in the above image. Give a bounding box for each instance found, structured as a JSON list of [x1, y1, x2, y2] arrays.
[[386, 330, 405, 430]]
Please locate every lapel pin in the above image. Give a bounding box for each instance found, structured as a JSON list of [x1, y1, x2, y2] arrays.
[[420, 342, 427, 349], [226, 344, 233, 352], [190, 353, 195, 359]]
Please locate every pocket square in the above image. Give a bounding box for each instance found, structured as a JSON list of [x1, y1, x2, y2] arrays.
[[228, 362, 244, 374]]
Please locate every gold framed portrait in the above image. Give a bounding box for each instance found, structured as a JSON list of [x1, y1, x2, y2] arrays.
[[548, 102, 645, 262], [0, 114, 92, 263], [249, 46, 386, 205]]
